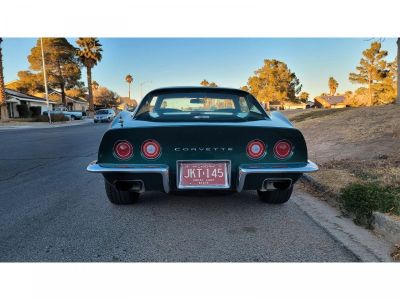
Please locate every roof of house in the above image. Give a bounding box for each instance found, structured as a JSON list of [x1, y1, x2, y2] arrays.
[[315, 95, 345, 105], [48, 89, 88, 104], [5, 88, 57, 104]]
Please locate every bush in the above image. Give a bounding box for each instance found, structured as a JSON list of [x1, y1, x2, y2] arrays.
[[341, 183, 400, 228], [33, 114, 70, 122]]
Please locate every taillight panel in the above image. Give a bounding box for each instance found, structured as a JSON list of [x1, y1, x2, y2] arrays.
[[246, 140, 266, 160], [113, 140, 133, 160], [141, 139, 161, 160], [273, 140, 293, 160]]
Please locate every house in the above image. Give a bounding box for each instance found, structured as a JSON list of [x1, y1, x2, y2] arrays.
[[314, 95, 346, 109], [117, 97, 138, 111], [282, 102, 307, 110], [268, 100, 282, 111], [45, 89, 89, 111], [5, 88, 56, 118]]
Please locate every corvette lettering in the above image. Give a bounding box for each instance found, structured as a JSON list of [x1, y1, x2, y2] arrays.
[[174, 147, 233, 152]]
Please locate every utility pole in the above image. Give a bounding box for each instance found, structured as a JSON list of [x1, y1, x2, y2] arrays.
[[40, 38, 51, 124]]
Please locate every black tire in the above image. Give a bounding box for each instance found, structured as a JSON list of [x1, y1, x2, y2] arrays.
[[104, 180, 140, 205], [257, 185, 293, 204], [94, 120, 98, 123], [71, 115, 76, 120]]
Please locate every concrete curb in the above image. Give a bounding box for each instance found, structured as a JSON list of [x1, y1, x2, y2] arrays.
[[373, 212, 400, 245], [294, 188, 393, 262], [0, 119, 92, 130]]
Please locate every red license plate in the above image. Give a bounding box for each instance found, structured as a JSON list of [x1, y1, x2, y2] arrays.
[[178, 162, 230, 189]]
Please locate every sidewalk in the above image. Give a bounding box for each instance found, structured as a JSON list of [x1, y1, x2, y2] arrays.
[[0, 118, 93, 130]]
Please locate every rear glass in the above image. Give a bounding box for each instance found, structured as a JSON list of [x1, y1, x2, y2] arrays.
[[135, 91, 266, 122]]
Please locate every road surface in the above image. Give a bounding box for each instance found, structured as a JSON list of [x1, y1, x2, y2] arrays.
[[0, 123, 357, 262]]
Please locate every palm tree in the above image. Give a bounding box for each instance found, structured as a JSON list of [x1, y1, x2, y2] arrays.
[[125, 74, 133, 99], [76, 38, 103, 116], [0, 38, 8, 120], [328, 77, 339, 96]]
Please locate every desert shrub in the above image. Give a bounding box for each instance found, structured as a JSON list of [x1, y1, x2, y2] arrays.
[[341, 183, 400, 228], [33, 114, 70, 122], [16, 104, 31, 118]]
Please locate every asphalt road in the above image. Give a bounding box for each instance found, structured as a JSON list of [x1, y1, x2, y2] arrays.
[[0, 123, 357, 262]]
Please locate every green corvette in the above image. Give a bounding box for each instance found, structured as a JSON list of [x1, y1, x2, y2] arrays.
[[87, 86, 318, 204]]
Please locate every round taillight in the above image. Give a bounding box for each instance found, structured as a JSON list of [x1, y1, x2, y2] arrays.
[[273, 140, 293, 159], [246, 140, 266, 159], [114, 140, 133, 160], [141, 140, 161, 159]]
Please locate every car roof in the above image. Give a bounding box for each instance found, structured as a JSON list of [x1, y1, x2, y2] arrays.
[[146, 86, 250, 96]]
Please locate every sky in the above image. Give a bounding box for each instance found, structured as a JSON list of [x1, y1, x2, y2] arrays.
[[2, 38, 398, 101]]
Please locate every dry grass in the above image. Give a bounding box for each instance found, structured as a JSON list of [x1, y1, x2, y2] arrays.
[[284, 104, 400, 163], [288, 105, 400, 213], [391, 244, 400, 261]]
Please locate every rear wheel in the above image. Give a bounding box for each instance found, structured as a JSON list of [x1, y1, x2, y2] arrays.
[[104, 180, 140, 205], [257, 185, 293, 204]]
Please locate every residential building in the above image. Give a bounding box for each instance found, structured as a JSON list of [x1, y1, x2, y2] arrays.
[[44, 89, 89, 111], [314, 95, 346, 108], [5, 88, 56, 118], [117, 97, 138, 111]]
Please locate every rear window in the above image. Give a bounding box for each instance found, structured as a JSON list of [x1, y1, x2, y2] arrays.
[[134, 91, 266, 122]]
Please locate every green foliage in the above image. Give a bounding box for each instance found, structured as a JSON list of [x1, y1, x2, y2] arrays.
[[93, 85, 119, 107], [200, 80, 217, 87], [76, 38, 103, 112], [76, 38, 103, 69], [27, 38, 81, 105], [328, 77, 339, 96], [7, 71, 44, 94], [298, 91, 309, 103], [125, 74, 133, 84], [244, 59, 302, 106], [349, 42, 391, 106], [341, 183, 400, 228]]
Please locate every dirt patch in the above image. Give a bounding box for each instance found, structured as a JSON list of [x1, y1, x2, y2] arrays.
[[284, 104, 400, 163]]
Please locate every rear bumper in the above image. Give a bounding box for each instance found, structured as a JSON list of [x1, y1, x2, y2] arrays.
[[87, 161, 170, 193], [87, 160, 318, 193], [236, 160, 318, 192]]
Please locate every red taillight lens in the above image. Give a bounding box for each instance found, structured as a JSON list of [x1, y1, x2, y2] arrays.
[[141, 140, 161, 159], [273, 140, 293, 159], [114, 140, 133, 160], [246, 140, 266, 159]]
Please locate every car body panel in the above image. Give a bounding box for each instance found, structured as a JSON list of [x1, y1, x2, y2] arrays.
[[88, 87, 318, 193]]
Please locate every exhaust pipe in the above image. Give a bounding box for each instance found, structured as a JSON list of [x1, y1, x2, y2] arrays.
[[261, 179, 292, 191], [114, 180, 145, 192]]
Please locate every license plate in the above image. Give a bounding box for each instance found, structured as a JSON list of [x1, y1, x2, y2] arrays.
[[178, 161, 230, 189]]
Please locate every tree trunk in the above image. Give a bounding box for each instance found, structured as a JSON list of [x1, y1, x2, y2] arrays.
[[128, 83, 131, 100], [0, 38, 9, 121], [397, 38, 400, 104], [87, 66, 94, 117], [60, 82, 67, 107]]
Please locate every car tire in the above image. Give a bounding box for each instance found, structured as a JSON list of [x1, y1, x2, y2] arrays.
[[94, 120, 98, 123], [257, 185, 293, 204], [104, 180, 140, 205]]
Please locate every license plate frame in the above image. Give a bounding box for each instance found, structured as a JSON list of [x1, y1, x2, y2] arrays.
[[176, 160, 231, 189]]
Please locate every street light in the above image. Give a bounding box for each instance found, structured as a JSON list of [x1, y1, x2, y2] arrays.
[[40, 38, 51, 124]]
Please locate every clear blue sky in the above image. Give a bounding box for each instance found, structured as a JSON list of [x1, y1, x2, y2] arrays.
[[2, 38, 397, 100]]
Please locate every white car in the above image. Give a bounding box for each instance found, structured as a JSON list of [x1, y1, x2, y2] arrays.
[[94, 109, 116, 123]]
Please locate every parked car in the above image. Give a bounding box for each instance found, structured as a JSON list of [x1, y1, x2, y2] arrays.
[[43, 108, 84, 120], [94, 109, 116, 123], [87, 86, 318, 205]]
